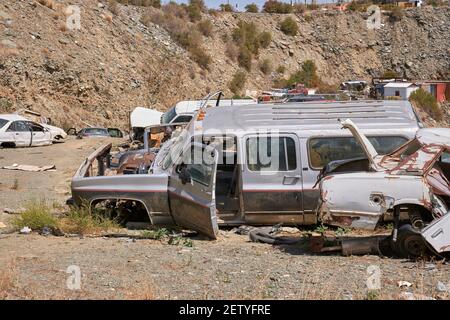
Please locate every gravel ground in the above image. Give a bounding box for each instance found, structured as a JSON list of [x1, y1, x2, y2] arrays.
[[0, 232, 449, 300], [0, 139, 449, 300]]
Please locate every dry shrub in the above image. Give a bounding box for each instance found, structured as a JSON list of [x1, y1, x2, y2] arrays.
[[197, 19, 213, 37], [0, 261, 16, 300], [229, 70, 247, 96], [38, 0, 56, 10], [142, 10, 211, 69], [59, 22, 68, 32], [259, 58, 272, 75], [225, 41, 239, 62]]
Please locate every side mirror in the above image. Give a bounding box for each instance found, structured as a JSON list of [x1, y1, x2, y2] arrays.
[[178, 165, 191, 185]]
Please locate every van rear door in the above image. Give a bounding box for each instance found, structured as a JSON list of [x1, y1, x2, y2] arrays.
[[168, 143, 219, 239]]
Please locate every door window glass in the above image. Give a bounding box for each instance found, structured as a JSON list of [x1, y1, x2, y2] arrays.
[[246, 136, 297, 172], [28, 122, 44, 132], [0, 118, 8, 129], [7, 121, 29, 132]]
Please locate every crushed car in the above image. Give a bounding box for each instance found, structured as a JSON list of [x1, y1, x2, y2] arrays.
[[318, 119, 450, 257]]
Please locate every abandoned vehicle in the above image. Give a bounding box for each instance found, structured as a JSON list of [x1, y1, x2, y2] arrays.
[[69, 99, 423, 239], [0, 114, 54, 148], [318, 119, 450, 257]]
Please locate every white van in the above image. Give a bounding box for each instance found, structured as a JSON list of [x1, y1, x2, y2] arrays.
[[161, 99, 255, 124]]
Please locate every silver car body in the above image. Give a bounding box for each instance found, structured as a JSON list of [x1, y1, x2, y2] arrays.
[[71, 100, 422, 238], [318, 120, 450, 253]]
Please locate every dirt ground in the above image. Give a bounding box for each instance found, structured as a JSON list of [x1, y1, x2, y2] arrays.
[[0, 139, 449, 300]]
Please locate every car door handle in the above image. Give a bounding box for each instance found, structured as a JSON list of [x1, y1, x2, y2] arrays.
[[283, 175, 301, 185]]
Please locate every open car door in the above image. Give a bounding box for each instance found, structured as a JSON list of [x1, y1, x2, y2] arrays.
[[168, 142, 219, 239]]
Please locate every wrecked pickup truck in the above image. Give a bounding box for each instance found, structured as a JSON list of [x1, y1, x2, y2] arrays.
[[318, 119, 450, 257], [69, 98, 422, 239]]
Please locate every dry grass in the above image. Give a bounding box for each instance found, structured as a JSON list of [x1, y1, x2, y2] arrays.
[[12, 200, 120, 235], [126, 283, 157, 300], [0, 260, 16, 300]]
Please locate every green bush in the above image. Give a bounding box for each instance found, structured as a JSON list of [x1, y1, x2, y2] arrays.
[[187, 0, 205, 22], [263, 0, 292, 13], [409, 88, 443, 121], [197, 19, 213, 37], [220, 3, 234, 12], [258, 31, 272, 48], [229, 70, 247, 95], [232, 21, 260, 55], [245, 3, 259, 13], [287, 60, 320, 87], [114, 0, 161, 8], [382, 70, 400, 78], [12, 201, 57, 230], [279, 17, 298, 36]]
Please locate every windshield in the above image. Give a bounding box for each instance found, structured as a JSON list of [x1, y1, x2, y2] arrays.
[[161, 107, 177, 124], [84, 128, 109, 135], [0, 118, 8, 129], [161, 128, 189, 170]]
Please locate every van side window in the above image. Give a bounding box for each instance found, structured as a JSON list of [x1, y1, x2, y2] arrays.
[[308, 136, 408, 169], [246, 136, 297, 172]]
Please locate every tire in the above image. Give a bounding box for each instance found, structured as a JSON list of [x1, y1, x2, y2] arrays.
[[393, 224, 428, 259]]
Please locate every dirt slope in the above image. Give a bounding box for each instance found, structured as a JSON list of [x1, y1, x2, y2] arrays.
[[0, 1, 449, 128]]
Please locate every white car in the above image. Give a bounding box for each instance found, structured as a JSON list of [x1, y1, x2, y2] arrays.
[[42, 123, 68, 142], [0, 114, 53, 148]]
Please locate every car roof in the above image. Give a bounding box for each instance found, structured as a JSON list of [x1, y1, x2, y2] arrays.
[[200, 100, 421, 136], [0, 114, 28, 121], [416, 128, 450, 147]]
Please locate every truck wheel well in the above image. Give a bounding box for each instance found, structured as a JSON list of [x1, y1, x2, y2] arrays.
[[395, 204, 433, 229], [90, 198, 151, 223], [1, 142, 16, 148]]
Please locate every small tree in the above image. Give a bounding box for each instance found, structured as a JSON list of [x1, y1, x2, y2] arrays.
[[245, 3, 259, 13], [229, 70, 247, 96], [280, 17, 298, 36]]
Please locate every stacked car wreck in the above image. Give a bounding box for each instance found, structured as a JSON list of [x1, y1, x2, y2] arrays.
[[318, 120, 450, 257]]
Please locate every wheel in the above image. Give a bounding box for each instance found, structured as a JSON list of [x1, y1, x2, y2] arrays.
[[392, 224, 428, 258]]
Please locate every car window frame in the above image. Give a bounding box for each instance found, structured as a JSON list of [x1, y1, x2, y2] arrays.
[[307, 135, 410, 170], [244, 134, 298, 173]]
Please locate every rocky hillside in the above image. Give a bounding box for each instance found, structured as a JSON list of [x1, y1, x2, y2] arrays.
[[0, 0, 449, 128]]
